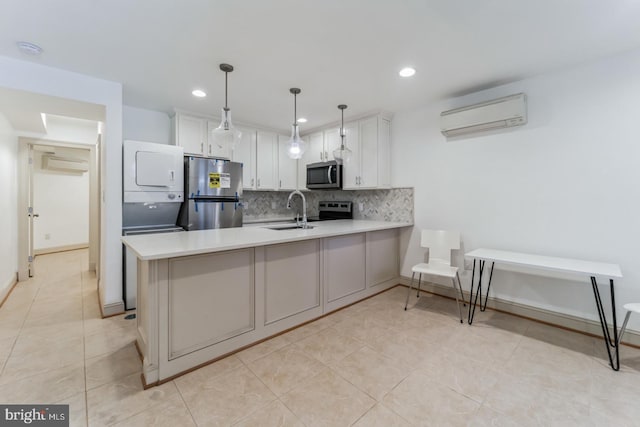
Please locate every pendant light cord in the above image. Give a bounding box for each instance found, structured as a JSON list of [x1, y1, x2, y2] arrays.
[[224, 71, 228, 110], [293, 93, 297, 125]]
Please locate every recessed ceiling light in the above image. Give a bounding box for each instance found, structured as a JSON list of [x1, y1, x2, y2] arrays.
[[16, 41, 43, 56], [297, 117, 308, 123], [399, 67, 416, 77], [192, 89, 207, 98]]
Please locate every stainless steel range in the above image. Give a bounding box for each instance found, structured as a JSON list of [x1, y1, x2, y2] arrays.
[[310, 201, 353, 221]]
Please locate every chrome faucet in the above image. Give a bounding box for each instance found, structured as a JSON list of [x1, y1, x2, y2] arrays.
[[287, 190, 308, 228]]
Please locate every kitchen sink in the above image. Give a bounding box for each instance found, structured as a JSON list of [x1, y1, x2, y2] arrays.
[[265, 224, 314, 230]]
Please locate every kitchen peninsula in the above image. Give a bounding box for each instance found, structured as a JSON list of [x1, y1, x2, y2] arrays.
[[122, 219, 412, 386]]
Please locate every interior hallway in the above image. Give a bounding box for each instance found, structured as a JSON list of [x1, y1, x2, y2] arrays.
[[1, 250, 640, 426]]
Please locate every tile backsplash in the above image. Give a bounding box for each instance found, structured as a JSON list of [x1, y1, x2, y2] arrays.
[[243, 188, 413, 223]]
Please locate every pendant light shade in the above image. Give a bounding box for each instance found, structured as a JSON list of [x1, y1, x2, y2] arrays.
[[332, 104, 352, 163], [211, 63, 241, 153], [287, 88, 307, 159]]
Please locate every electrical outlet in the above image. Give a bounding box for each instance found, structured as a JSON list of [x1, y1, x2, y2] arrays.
[[271, 201, 277, 210], [243, 201, 249, 209], [44, 233, 50, 240], [464, 258, 473, 270], [358, 202, 364, 212]]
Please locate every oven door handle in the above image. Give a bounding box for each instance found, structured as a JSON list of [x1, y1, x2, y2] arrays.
[[327, 165, 333, 184]]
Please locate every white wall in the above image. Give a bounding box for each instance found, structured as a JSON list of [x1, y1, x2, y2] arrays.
[[33, 149, 90, 251], [0, 113, 18, 299], [0, 56, 123, 313], [123, 105, 171, 144], [392, 48, 640, 329]]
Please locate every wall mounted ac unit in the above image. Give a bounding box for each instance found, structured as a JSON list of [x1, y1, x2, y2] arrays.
[[42, 154, 89, 172], [440, 93, 527, 137]]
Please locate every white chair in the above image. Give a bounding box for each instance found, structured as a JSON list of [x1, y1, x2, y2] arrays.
[[404, 229, 466, 323], [618, 303, 640, 345]]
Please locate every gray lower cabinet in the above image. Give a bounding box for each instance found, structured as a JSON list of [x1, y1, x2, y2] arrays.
[[264, 240, 321, 325], [138, 228, 402, 384], [324, 233, 367, 312], [366, 228, 399, 288], [167, 249, 255, 360]]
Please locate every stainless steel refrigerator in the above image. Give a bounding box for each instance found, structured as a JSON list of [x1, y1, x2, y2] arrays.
[[178, 157, 243, 230]]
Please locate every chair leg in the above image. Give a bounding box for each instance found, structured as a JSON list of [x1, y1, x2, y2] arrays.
[[416, 273, 422, 298], [404, 272, 415, 310], [452, 277, 463, 324], [456, 271, 466, 306], [618, 311, 632, 346]]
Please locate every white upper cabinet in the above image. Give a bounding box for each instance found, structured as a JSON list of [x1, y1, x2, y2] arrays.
[[175, 113, 207, 156], [232, 127, 257, 190], [256, 131, 278, 190], [323, 128, 342, 162], [173, 112, 232, 159], [207, 120, 233, 159], [305, 132, 325, 164], [342, 115, 391, 190], [277, 134, 298, 190]]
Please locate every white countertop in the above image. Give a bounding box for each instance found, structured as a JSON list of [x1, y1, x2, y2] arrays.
[[122, 220, 412, 260]]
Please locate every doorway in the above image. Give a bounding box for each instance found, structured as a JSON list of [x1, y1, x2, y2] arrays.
[[17, 135, 100, 279]]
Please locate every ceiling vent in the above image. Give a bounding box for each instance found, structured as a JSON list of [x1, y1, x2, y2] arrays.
[[42, 154, 89, 172], [440, 93, 527, 137]]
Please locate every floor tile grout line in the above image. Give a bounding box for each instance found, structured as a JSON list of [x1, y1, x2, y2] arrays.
[[0, 265, 43, 378], [80, 263, 90, 427], [173, 379, 199, 427]]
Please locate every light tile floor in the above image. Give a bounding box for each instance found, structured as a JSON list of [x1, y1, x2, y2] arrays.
[[1, 250, 640, 426]]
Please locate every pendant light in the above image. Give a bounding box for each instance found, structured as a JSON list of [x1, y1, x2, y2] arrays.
[[332, 104, 352, 163], [286, 88, 307, 159], [211, 63, 241, 153]]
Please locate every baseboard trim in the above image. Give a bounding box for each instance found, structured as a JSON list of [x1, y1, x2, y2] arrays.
[[101, 301, 125, 318], [34, 243, 89, 256], [0, 273, 18, 309], [398, 275, 640, 348]]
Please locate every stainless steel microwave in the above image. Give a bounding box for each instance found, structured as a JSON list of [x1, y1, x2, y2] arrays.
[[306, 160, 342, 189]]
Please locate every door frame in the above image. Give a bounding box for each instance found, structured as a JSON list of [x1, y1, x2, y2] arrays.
[[17, 137, 101, 280]]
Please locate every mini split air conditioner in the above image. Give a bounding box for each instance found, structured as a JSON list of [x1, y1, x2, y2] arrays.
[[42, 154, 89, 172], [440, 93, 527, 137]]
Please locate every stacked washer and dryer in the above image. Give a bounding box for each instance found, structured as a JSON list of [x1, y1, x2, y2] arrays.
[[122, 140, 186, 310]]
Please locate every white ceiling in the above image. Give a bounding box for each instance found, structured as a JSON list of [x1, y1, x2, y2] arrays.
[[2, 0, 640, 133]]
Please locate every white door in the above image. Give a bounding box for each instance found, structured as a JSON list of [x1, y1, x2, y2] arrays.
[[27, 144, 37, 276]]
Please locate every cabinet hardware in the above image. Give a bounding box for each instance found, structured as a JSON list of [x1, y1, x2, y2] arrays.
[[251, 178, 254, 187], [200, 142, 204, 153], [257, 178, 261, 187]]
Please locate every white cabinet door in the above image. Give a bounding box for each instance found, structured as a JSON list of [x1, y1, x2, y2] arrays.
[[297, 135, 310, 188], [323, 127, 341, 162], [256, 131, 277, 190], [176, 114, 206, 156], [206, 120, 232, 159], [305, 132, 325, 164], [277, 134, 298, 190], [342, 121, 360, 190], [358, 116, 379, 188], [233, 127, 257, 190]]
